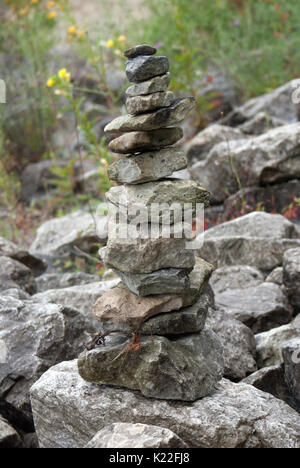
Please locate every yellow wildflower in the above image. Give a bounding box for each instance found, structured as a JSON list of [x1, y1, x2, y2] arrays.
[[46, 78, 55, 87], [58, 68, 71, 82], [68, 25, 77, 35], [77, 29, 85, 38], [19, 6, 29, 16], [106, 39, 114, 48], [47, 11, 56, 19], [31, 0, 39, 4], [47, 1, 55, 7], [118, 35, 126, 43], [100, 158, 108, 167]]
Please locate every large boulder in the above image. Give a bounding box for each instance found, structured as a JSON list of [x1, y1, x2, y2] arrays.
[[0, 236, 46, 276], [0, 256, 36, 294], [283, 248, 300, 313], [197, 212, 300, 270], [30, 360, 300, 448], [209, 265, 264, 294], [238, 111, 285, 135], [282, 338, 300, 406], [190, 123, 300, 204], [206, 307, 257, 380], [86, 423, 188, 448], [78, 328, 224, 401], [255, 315, 300, 368], [0, 294, 94, 420], [215, 282, 293, 333]]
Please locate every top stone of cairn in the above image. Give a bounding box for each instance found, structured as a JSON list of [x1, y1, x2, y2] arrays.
[[124, 44, 157, 59]]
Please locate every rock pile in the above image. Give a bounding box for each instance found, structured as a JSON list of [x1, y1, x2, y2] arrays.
[[77, 44, 224, 401]]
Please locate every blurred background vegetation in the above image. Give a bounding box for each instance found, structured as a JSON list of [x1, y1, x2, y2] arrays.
[[0, 0, 299, 246]]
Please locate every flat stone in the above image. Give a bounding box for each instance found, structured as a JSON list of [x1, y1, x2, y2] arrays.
[[215, 283, 293, 333], [104, 98, 196, 132], [113, 265, 191, 296], [86, 422, 188, 448], [77, 328, 224, 401], [102, 236, 195, 274], [108, 127, 183, 154], [126, 91, 174, 115], [108, 148, 186, 184], [106, 178, 210, 224], [255, 315, 300, 368], [30, 361, 300, 448], [126, 73, 171, 97], [126, 56, 169, 82], [124, 44, 157, 59]]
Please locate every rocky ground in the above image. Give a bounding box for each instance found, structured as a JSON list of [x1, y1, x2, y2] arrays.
[[1, 62, 300, 447]]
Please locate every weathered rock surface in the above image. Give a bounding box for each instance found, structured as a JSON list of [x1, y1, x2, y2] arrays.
[[282, 338, 300, 404], [238, 111, 285, 135], [126, 56, 169, 82], [0, 256, 36, 294], [186, 124, 244, 166], [0, 236, 46, 276], [0, 295, 93, 419], [242, 364, 299, 412], [36, 272, 99, 292], [32, 278, 120, 320], [215, 283, 293, 333], [30, 210, 107, 258], [209, 265, 264, 294], [0, 417, 23, 448], [106, 178, 210, 222], [197, 212, 300, 270], [223, 80, 300, 125], [108, 127, 183, 154], [114, 266, 191, 296], [126, 73, 171, 97], [86, 422, 188, 448], [126, 91, 174, 115], [265, 267, 283, 286], [102, 236, 195, 273], [255, 315, 300, 368], [30, 360, 300, 448], [191, 123, 300, 203], [78, 328, 224, 401], [108, 148, 186, 184], [206, 307, 257, 380], [283, 248, 300, 313], [104, 98, 196, 132], [124, 44, 157, 59]]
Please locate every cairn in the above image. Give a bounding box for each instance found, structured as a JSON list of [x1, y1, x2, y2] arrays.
[[78, 45, 224, 401]]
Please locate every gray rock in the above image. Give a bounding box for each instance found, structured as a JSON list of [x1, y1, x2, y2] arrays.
[[106, 178, 210, 224], [190, 123, 300, 204], [108, 127, 183, 154], [265, 267, 284, 286], [30, 210, 107, 258], [255, 315, 300, 367], [0, 417, 23, 448], [0, 295, 93, 418], [104, 98, 196, 132], [223, 79, 300, 125], [215, 283, 293, 333], [238, 111, 285, 135], [124, 44, 157, 59], [30, 360, 300, 448], [126, 56, 169, 83], [103, 236, 195, 274], [108, 148, 186, 184], [242, 364, 299, 412], [126, 91, 174, 115], [78, 328, 224, 401], [206, 306, 257, 380], [0, 236, 46, 276], [0, 256, 36, 294], [210, 265, 264, 294], [126, 73, 171, 97], [282, 338, 300, 404], [20, 160, 66, 202], [186, 124, 245, 166], [283, 248, 300, 313], [114, 266, 191, 296], [23, 432, 39, 449], [36, 272, 99, 292], [32, 278, 120, 320], [86, 422, 188, 448]]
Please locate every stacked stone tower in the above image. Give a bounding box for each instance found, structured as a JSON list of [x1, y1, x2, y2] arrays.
[[78, 45, 224, 401]]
